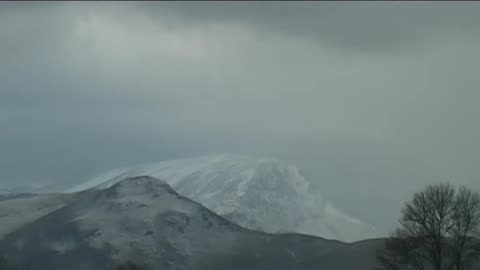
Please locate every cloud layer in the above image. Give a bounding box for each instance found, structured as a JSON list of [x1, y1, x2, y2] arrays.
[[2, 2, 480, 230]]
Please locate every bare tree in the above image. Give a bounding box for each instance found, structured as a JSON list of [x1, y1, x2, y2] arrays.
[[376, 229, 427, 270], [450, 187, 480, 270], [401, 183, 456, 270], [376, 183, 480, 270]]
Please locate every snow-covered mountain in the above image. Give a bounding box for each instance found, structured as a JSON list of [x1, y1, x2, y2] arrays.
[[66, 154, 382, 242], [0, 176, 382, 270]]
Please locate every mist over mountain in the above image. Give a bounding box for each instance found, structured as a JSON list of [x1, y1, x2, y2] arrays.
[[3, 2, 480, 234], [2, 2, 480, 269], [66, 155, 383, 242]]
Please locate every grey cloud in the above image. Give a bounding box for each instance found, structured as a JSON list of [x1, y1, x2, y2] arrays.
[[133, 1, 480, 51], [1, 2, 480, 231], [7, 2, 480, 53]]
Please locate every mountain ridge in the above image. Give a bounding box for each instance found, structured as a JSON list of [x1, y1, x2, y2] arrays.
[[65, 154, 382, 242]]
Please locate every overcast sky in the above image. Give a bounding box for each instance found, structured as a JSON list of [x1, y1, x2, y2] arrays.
[[2, 2, 480, 231]]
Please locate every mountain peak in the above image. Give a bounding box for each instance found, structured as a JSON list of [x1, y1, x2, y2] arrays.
[[65, 155, 382, 242], [108, 175, 177, 196]]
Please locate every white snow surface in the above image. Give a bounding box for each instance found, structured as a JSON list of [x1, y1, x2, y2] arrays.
[[66, 154, 382, 242]]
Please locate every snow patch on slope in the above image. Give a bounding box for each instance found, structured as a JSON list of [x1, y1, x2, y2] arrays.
[[67, 154, 382, 242]]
